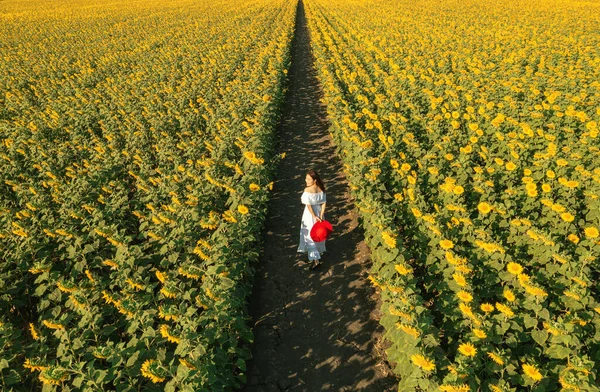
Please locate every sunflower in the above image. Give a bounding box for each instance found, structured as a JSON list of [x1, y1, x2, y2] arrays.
[[522, 363, 543, 381], [179, 358, 197, 370], [506, 262, 523, 275], [584, 226, 599, 238], [410, 354, 435, 372], [453, 185, 464, 195], [39, 367, 68, 385], [487, 352, 504, 365], [160, 286, 177, 299], [141, 359, 166, 383], [456, 291, 473, 303], [439, 239, 454, 249], [397, 323, 420, 338], [42, 320, 65, 330], [395, 264, 411, 275], [155, 270, 167, 283], [503, 289, 516, 302], [477, 202, 493, 214], [237, 205, 249, 215], [524, 285, 548, 297], [452, 273, 467, 287], [159, 324, 181, 344], [439, 385, 470, 392], [458, 342, 477, 357], [560, 212, 575, 222], [459, 303, 475, 318], [382, 231, 397, 248], [495, 303, 514, 317], [85, 269, 95, 284], [29, 323, 39, 340], [23, 358, 48, 372]]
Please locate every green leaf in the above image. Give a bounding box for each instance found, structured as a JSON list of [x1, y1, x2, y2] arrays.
[[239, 326, 253, 344], [417, 377, 431, 390], [125, 351, 139, 367], [168, 252, 179, 263], [496, 321, 510, 336], [4, 369, 21, 385], [114, 246, 127, 262], [164, 380, 177, 392], [57, 343, 66, 357], [531, 329, 548, 346], [42, 384, 55, 392], [397, 373, 418, 390], [94, 369, 108, 384], [34, 284, 48, 297], [523, 315, 537, 329], [546, 344, 570, 359], [545, 263, 560, 276], [533, 384, 546, 392], [72, 376, 84, 388], [219, 277, 235, 290], [67, 245, 77, 259], [235, 357, 246, 372], [142, 327, 155, 339], [82, 244, 95, 254]]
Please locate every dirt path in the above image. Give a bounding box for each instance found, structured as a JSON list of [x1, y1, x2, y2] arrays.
[[242, 1, 397, 391]]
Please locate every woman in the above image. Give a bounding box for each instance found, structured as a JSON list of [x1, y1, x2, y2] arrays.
[[297, 169, 327, 269]]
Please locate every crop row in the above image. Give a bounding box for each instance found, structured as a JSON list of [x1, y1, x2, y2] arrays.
[[0, 0, 296, 390], [305, 0, 600, 390]]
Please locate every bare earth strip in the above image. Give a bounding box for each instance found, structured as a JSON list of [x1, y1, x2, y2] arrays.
[[242, 1, 398, 391]]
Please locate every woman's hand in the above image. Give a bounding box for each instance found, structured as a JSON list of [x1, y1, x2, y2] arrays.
[[313, 215, 322, 222]]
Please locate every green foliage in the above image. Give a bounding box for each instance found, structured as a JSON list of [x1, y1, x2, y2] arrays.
[[0, 0, 296, 390], [305, 0, 600, 390]]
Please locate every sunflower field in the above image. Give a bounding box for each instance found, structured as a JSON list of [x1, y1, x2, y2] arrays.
[[305, 0, 600, 390], [0, 0, 295, 390]]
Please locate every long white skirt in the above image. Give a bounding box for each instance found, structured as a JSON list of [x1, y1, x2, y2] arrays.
[[297, 203, 326, 261]]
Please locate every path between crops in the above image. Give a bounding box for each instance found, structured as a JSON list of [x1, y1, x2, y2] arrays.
[[243, 1, 397, 391]]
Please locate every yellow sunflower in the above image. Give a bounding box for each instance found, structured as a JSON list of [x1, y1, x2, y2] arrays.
[[458, 342, 477, 357]]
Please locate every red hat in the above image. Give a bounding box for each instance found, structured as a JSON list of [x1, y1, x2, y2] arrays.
[[310, 220, 333, 242]]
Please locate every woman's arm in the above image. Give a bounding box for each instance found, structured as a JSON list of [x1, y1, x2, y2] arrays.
[[306, 204, 322, 222], [320, 202, 326, 220]]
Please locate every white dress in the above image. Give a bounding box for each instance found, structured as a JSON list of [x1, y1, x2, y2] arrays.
[[297, 191, 327, 261]]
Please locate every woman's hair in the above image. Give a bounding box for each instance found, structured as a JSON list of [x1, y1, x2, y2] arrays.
[[307, 169, 326, 192]]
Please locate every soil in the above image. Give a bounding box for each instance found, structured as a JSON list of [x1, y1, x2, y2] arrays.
[[242, 1, 397, 391]]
